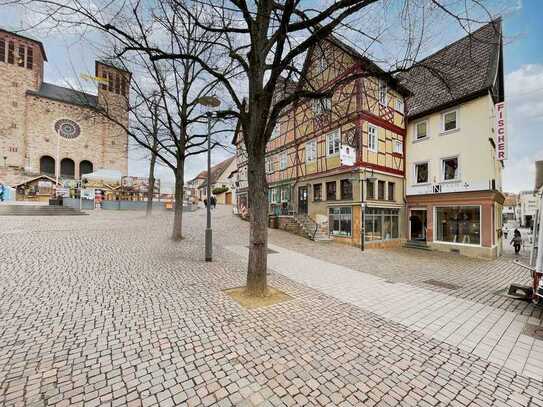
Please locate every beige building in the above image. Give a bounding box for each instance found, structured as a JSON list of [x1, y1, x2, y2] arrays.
[[401, 20, 505, 258], [0, 28, 130, 187]]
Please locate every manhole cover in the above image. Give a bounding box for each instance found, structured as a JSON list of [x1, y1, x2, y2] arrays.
[[422, 279, 461, 290], [522, 323, 543, 340]]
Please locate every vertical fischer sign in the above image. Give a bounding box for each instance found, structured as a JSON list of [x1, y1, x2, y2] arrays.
[[495, 102, 507, 160]]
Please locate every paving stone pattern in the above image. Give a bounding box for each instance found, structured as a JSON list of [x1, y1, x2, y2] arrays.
[[0, 207, 542, 406]]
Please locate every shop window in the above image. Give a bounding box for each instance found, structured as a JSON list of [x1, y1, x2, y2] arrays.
[[435, 206, 480, 245], [442, 157, 459, 181], [368, 125, 377, 152], [415, 121, 428, 140], [26, 46, 33, 70], [326, 130, 340, 156], [388, 182, 395, 201], [364, 208, 400, 241], [366, 180, 375, 200], [378, 181, 385, 200], [329, 207, 352, 237], [0, 38, 5, 63], [340, 179, 353, 200], [314, 183, 322, 201], [306, 140, 317, 162], [326, 181, 336, 201], [7, 41, 14, 64], [415, 162, 429, 184], [442, 110, 458, 132]]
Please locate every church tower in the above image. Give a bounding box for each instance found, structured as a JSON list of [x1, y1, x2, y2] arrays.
[[95, 61, 131, 174]]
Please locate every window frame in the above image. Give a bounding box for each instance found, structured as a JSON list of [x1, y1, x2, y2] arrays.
[[26, 46, 33, 70], [326, 129, 340, 156], [329, 206, 353, 237], [388, 182, 395, 201], [326, 181, 337, 201], [312, 97, 332, 116], [340, 179, 353, 200], [393, 139, 403, 154], [313, 183, 322, 202], [265, 157, 274, 174], [0, 38, 5, 63], [442, 109, 459, 133], [7, 41, 14, 64], [279, 152, 288, 170], [441, 156, 460, 182], [415, 120, 428, 141], [367, 125, 378, 152], [433, 205, 482, 247], [305, 139, 317, 162], [271, 124, 280, 140], [414, 161, 430, 185], [366, 180, 375, 200], [378, 80, 387, 106], [378, 180, 386, 200], [395, 98, 404, 113]]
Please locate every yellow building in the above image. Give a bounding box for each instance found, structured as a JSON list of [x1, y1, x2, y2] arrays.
[[401, 20, 505, 258]]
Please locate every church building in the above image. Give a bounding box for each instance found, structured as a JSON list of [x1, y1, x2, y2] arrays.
[[0, 28, 130, 187]]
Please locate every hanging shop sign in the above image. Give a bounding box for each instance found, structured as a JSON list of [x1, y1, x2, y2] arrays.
[[495, 102, 507, 161], [340, 145, 356, 166]]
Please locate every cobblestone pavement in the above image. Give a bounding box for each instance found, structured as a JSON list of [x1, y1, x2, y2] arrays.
[[0, 207, 542, 407]]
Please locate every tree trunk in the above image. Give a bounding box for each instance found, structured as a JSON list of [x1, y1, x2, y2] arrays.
[[245, 139, 269, 296], [172, 161, 185, 240], [146, 141, 158, 216]]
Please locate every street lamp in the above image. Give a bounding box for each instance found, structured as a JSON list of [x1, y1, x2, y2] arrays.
[[197, 96, 221, 262], [351, 168, 377, 251]]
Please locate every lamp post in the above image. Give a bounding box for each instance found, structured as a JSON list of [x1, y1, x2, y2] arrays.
[[197, 96, 221, 262], [351, 168, 377, 251]]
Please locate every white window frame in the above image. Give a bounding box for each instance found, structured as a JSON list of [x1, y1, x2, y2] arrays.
[[312, 97, 332, 115], [271, 124, 280, 139], [280, 187, 288, 202], [441, 109, 459, 133], [414, 161, 430, 185], [279, 152, 288, 170], [395, 98, 404, 114], [306, 139, 317, 162], [415, 120, 428, 141], [266, 157, 274, 174], [378, 80, 387, 106], [393, 139, 403, 154], [271, 188, 279, 203], [368, 125, 378, 152], [441, 155, 460, 182], [326, 129, 340, 156]]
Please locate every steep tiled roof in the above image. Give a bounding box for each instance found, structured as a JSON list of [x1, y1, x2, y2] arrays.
[[399, 19, 502, 119], [198, 156, 235, 188], [27, 82, 97, 108]]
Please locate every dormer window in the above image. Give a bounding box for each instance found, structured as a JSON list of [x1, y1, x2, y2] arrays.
[[7, 41, 14, 64], [17, 46, 25, 67], [26, 46, 33, 70]]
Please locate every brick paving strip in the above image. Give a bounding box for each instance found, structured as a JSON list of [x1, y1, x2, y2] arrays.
[[226, 244, 543, 381]]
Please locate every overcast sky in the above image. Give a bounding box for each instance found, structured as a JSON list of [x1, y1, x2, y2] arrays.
[[0, 0, 541, 193]]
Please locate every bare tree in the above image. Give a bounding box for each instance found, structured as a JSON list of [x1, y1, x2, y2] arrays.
[[8, 0, 504, 295]]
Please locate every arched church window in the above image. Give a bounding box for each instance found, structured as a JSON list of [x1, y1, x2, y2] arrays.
[[60, 158, 75, 179], [79, 160, 93, 177], [40, 156, 55, 176]]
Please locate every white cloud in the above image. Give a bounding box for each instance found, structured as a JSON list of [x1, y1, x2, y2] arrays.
[[502, 64, 543, 192]]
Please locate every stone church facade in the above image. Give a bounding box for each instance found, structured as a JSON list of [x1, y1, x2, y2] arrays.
[[0, 28, 130, 186]]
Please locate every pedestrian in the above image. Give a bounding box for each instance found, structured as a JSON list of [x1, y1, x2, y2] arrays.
[[511, 229, 522, 255], [211, 195, 216, 209], [0, 183, 4, 202], [204, 198, 208, 208]]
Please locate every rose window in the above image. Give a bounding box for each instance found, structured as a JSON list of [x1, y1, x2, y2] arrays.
[[54, 119, 81, 139]]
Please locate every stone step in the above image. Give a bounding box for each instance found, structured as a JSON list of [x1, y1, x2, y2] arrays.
[[404, 240, 431, 250]]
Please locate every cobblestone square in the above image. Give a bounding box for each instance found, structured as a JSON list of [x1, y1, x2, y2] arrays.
[[0, 207, 542, 406]]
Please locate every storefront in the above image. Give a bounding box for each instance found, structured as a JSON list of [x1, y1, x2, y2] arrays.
[[268, 183, 293, 216], [406, 191, 504, 258]]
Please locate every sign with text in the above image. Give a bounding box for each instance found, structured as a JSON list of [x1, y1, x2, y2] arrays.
[[340, 145, 356, 166], [495, 102, 507, 161]]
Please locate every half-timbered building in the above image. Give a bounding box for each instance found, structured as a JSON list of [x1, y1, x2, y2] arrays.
[[235, 36, 410, 248]]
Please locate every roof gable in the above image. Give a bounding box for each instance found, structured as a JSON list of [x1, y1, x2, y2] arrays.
[[399, 19, 502, 119]]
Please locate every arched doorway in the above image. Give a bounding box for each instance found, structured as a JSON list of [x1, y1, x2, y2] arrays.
[[40, 156, 55, 176], [60, 158, 75, 179], [79, 160, 93, 177]]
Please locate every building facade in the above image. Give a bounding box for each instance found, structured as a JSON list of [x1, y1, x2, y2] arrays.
[[519, 191, 540, 228], [233, 20, 506, 258], [0, 28, 130, 187]]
